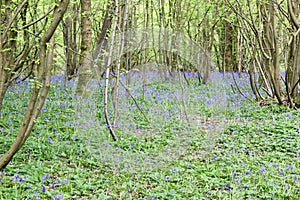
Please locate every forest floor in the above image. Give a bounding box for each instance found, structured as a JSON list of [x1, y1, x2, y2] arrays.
[[0, 72, 299, 199]]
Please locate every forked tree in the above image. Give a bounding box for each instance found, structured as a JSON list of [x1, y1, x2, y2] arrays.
[[0, 0, 69, 171]]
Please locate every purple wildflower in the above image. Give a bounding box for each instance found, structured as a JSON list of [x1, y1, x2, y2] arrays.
[[52, 181, 58, 189], [285, 185, 288, 189], [165, 176, 170, 181], [150, 195, 156, 200], [233, 171, 237, 178], [55, 193, 63, 200], [42, 186, 46, 193], [277, 170, 284, 175], [47, 136, 53, 144], [259, 166, 265, 174], [225, 184, 231, 190], [42, 174, 51, 181], [212, 154, 217, 161], [12, 174, 25, 184]]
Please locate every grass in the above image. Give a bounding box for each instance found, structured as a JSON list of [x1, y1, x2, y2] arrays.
[[0, 72, 299, 199]]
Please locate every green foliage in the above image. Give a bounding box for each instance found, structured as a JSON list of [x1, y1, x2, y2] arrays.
[[0, 74, 300, 199]]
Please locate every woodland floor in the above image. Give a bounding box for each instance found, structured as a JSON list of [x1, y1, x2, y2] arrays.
[[0, 72, 300, 199]]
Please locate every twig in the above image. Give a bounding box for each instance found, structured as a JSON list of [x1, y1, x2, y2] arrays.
[[231, 72, 255, 103], [104, 68, 118, 141], [21, 6, 55, 29]]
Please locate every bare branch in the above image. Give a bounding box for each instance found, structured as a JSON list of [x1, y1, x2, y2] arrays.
[[21, 6, 55, 29]]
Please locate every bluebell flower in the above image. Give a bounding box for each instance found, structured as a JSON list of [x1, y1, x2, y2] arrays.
[[165, 176, 170, 181], [55, 193, 63, 200], [42, 186, 46, 193], [47, 136, 53, 144], [11, 173, 19, 180], [233, 171, 237, 178], [259, 166, 265, 174], [42, 174, 50, 181], [12, 174, 21, 183], [277, 170, 284, 175], [285, 185, 289, 189], [52, 181, 58, 189], [225, 184, 231, 190], [286, 113, 292, 118], [212, 154, 217, 161]]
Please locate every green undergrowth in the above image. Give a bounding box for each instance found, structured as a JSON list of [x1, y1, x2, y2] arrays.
[[0, 74, 299, 199]]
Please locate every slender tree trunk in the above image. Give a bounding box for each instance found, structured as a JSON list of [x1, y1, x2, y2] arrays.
[[112, 0, 129, 127], [93, 0, 114, 76], [63, 2, 79, 80], [104, 0, 119, 141], [223, 20, 235, 72]]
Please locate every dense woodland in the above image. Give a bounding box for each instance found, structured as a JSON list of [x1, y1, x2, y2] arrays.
[[0, 0, 300, 199]]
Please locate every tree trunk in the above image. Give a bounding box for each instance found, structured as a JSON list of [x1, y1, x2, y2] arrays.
[[222, 20, 235, 72], [76, 0, 93, 96], [104, 0, 119, 141], [287, 0, 300, 100], [260, 0, 282, 103], [112, 0, 129, 127], [62, 2, 79, 80], [93, 0, 114, 62]]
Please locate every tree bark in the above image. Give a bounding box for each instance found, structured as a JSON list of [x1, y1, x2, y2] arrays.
[[222, 20, 235, 72], [62, 2, 79, 80], [287, 0, 300, 99], [76, 0, 93, 96]]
